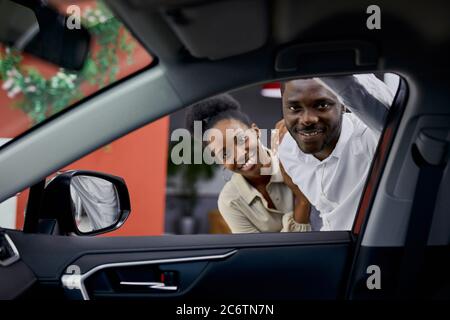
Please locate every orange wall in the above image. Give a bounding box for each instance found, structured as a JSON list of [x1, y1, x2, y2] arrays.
[[61, 117, 169, 236], [10, 118, 169, 236]]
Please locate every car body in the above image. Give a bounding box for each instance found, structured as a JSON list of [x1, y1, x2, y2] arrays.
[[0, 0, 449, 301]]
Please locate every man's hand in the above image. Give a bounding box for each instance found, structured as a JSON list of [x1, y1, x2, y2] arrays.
[[271, 119, 288, 155], [279, 161, 297, 192], [280, 163, 311, 224], [274, 119, 311, 225]]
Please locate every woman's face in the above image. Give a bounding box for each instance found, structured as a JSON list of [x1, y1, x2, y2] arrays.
[[206, 119, 266, 178]]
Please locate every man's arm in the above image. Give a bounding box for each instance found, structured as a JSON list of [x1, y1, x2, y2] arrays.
[[279, 167, 312, 232], [279, 162, 311, 224], [279, 163, 312, 232], [273, 119, 311, 231], [316, 74, 394, 133]]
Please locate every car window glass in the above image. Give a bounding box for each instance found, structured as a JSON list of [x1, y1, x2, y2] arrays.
[[24, 73, 400, 236], [0, 0, 153, 231], [0, 0, 152, 142]]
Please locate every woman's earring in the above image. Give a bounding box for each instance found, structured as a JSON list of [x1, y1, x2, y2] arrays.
[[222, 167, 232, 182]]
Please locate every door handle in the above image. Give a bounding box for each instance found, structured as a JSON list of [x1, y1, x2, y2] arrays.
[[120, 281, 178, 291]]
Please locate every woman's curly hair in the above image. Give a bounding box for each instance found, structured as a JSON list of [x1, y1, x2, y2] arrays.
[[185, 93, 251, 135]]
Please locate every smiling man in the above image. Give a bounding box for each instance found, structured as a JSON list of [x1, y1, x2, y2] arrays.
[[278, 74, 395, 231]]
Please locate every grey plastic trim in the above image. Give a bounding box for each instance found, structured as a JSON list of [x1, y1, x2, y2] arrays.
[[0, 233, 20, 267], [361, 91, 450, 246], [360, 80, 418, 247]]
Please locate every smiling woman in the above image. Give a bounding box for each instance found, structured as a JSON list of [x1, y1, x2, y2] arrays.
[[182, 94, 312, 234]]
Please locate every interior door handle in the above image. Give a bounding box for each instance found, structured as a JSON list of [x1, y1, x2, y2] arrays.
[[120, 281, 178, 291]]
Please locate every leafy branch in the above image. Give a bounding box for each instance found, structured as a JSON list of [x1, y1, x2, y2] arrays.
[[0, 0, 136, 124]]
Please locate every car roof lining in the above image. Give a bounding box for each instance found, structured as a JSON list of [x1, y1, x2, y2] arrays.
[[107, 0, 269, 61], [108, 0, 450, 63]]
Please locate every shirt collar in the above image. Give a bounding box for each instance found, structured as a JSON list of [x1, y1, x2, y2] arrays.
[[230, 148, 284, 205]]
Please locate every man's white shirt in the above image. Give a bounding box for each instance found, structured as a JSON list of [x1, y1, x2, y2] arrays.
[[278, 74, 395, 231], [279, 113, 379, 230]]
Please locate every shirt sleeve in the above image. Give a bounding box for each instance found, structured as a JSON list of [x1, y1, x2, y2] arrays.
[[218, 194, 260, 233], [315, 74, 394, 134], [281, 211, 312, 232], [71, 176, 119, 230]]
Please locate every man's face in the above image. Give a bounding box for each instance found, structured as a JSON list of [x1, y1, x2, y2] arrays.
[[282, 79, 344, 159]]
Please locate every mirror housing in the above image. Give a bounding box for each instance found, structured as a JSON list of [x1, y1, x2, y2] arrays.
[[4, 0, 91, 71], [40, 170, 131, 236]]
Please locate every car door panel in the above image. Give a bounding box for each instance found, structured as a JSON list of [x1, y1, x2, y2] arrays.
[[5, 230, 352, 300], [0, 258, 36, 300]]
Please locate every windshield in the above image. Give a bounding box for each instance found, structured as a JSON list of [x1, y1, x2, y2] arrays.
[[0, 0, 152, 140]]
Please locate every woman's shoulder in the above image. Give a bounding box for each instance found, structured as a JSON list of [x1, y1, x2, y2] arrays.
[[218, 172, 254, 206], [217, 180, 246, 219], [218, 179, 241, 203]]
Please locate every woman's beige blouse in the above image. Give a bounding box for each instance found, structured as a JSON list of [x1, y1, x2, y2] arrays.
[[218, 151, 311, 233]]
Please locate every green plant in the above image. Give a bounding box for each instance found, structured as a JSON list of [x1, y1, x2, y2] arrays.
[[167, 138, 217, 217], [80, 1, 135, 87], [0, 48, 80, 123]]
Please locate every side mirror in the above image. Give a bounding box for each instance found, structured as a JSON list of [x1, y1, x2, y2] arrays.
[[40, 170, 131, 236]]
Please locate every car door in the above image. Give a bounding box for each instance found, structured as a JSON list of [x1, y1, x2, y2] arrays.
[[0, 76, 409, 301], [5, 230, 351, 300], [0, 72, 409, 303], [1, 0, 450, 303]]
